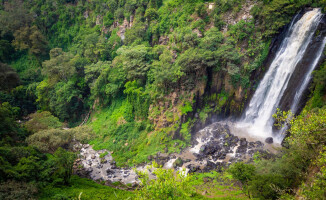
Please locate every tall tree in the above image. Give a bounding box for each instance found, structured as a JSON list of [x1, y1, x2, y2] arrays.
[[0, 63, 20, 91]]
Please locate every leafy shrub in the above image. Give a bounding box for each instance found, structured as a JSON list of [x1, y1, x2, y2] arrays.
[[179, 101, 193, 115], [26, 129, 72, 153], [25, 111, 63, 133], [0, 180, 38, 200], [300, 148, 326, 199], [180, 121, 191, 143], [229, 162, 256, 186], [135, 163, 196, 199], [0, 102, 23, 141], [26, 126, 95, 153], [0, 63, 20, 91]]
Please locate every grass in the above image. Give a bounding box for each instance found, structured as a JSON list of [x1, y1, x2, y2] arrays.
[[89, 97, 188, 167], [38, 175, 133, 200], [189, 171, 249, 200]]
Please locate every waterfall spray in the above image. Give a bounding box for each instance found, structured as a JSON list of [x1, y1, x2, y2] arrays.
[[236, 9, 324, 142]]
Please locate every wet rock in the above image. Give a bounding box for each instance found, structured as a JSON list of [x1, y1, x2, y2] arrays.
[[91, 154, 96, 159], [202, 161, 217, 172], [248, 142, 255, 149], [229, 157, 238, 163], [212, 152, 226, 161], [173, 157, 183, 168], [231, 136, 239, 145], [236, 145, 247, 154], [255, 141, 264, 148], [240, 138, 248, 147], [265, 137, 274, 144], [155, 154, 170, 166], [194, 153, 205, 160], [200, 141, 222, 155], [210, 124, 229, 138], [186, 164, 200, 173], [106, 169, 115, 175]]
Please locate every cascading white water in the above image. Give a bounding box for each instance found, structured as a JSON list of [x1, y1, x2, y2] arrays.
[[237, 8, 324, 141], [290, 37, 326, 113]]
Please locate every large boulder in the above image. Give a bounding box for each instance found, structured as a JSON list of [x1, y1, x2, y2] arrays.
[[202, 161, 218, 172], [200, 141, 222, 155], [265, 137, 274, 144], [186, 164, 200, 173]]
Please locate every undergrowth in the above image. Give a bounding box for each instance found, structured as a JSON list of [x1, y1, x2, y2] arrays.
[[38, 175, 133, 200], [89, 98, 187, 167]]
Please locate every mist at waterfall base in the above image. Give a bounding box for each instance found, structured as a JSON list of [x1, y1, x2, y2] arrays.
[[231, 8, 326, 144]]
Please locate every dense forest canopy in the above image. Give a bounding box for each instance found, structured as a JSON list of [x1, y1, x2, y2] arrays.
[[1, 0, 326, 199]]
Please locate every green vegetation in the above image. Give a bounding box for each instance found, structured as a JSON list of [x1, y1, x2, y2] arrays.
[[228, 107, 326, 199], [38, 175, 133, 200], [1, 0, 326, 199], [135, 163, 248, 200], [189, 171, 248, 199], [25, 111, 63, 133], [90, 100, 187, 166], [135, 163, 197, 199]]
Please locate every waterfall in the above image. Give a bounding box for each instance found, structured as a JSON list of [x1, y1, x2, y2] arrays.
[[290, 37, 326, 113], [237, 8, 325, 141]]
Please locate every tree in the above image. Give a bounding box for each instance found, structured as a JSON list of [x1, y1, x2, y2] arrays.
[[91, 65, 126, 104], [14, 156, 43, 181], [42, 48, 76, 82], [115, 45, 152, 83], [26, 129, 72, 153], [53, 147, 76, 185], [124, 80, 150, 119], [124, 21, 148, 45], [0, 40, 14, 62], [0, 1, 32, 36], [49, 81, 83, 120], [84, 61, 111, 88], [12, 26, 48, 56], [229, 162, 256, 185], [229, 162, 256, 197], [0, 102, 21, 141], [149, 49, 181, 90], [0, 63, 20, 91], [26, 126, 94, 153], [145, 8, 158, 22], [0, 180, 38, 200], [25, 111, 63, 133], [199, 27, 224, 51]]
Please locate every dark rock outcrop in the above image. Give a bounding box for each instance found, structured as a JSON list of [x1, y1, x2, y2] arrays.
[[265, 137, 274, 144]]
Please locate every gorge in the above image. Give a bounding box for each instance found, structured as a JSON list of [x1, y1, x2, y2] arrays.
[[2, 0, 326, 199], [76, 8, 326, 185]]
